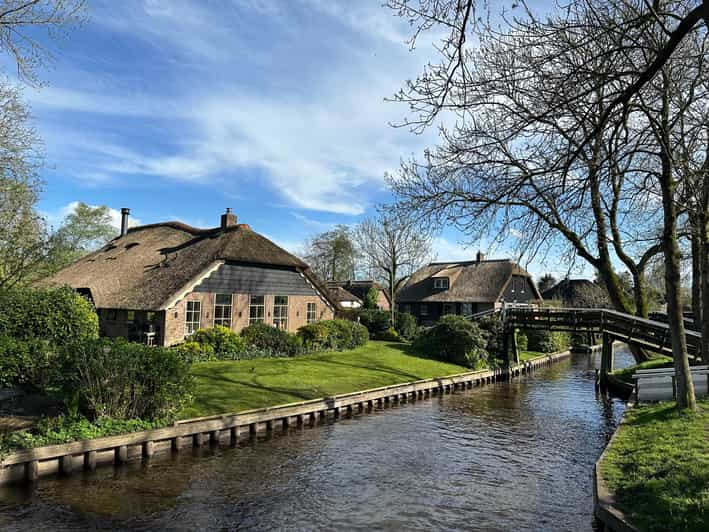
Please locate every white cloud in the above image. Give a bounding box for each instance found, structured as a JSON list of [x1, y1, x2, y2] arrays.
[[431, 237, 476, 262]]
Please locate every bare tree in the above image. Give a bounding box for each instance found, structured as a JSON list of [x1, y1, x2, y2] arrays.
[[303, 225, 357, 282], [0, 0, 86, 86], [354, 211, 432, 323]]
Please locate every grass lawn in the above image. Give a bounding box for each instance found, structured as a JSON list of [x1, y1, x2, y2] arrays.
[[519, 350, 546, 362], [182, 341, 468, 418], [611, 355, 674, 384], [601, 398, 709, 532]]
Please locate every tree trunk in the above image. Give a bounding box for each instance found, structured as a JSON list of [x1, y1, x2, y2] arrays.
[[690, 218, 703, 330], [701, 195, 709, 364]]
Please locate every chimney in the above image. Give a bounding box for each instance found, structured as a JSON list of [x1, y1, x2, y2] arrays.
[[221, 208, 237, 229], [476, 250, 486, 262], [120, 208, 130, 237]]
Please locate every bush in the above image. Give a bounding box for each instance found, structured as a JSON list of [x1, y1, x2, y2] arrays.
[[525, 329, 569, 353], [516, 331, 528, 351], [0, 336, 58, 390], [358, 309, 391, 337], [240, 323, 301, 356], [297, 322, 332, 351], [351, 321, 369, 348], [0, 286, 98, 345], [297, 319, 369, 351], [412, 315, 489, 368], [477, 314, 505, 357], [378, 327, 401, 342], [192, 326, 246, 358], [394, 312, 417, 340], [60, 338, 193, 421], [174, 341, 216, 363]]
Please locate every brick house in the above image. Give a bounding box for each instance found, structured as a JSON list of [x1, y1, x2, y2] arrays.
[[396, 252, 541, 324], [326, 280, 391, 311], [43, 209, 336, 346]]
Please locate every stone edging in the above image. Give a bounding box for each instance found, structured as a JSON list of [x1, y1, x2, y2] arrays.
[[0, 349, 573, 486], [593, 401, 639, 532]]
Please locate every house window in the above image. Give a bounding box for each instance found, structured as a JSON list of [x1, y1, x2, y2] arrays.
[[403, 304, 411, 315], [434, 278, 449, 289], [106, 309, 118, 321], [443, 303, 455, 315], [306, 302, 317, 324], [462, 303, 473, 316], [249, 295, 265, 324], [127, 310, 135, 323], [273, 296, 289, 329], [214, 293, 232, 327], [185, 301, 201, 336], [420, 304, 428, 317], [520, 278, 525, 293]]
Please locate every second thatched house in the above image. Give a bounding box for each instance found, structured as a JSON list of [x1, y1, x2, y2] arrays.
[[396, 252, 541, 324], [326, 280, 391, 311], [42, 209, 337, 346]]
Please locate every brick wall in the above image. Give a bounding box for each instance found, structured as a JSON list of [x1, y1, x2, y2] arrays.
[[163, 291, 334, 346], [377, 290, 391, 311]]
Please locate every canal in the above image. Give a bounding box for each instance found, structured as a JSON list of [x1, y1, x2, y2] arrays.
[[0, 348, 633, 531]]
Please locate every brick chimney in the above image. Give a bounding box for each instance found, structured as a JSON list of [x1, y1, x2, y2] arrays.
[[120, 208, 130, 237], [221, 208, 237, 229], [476, 250, 486, 262]]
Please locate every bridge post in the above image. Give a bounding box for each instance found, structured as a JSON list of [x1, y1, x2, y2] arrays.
[[600, 332, 614, 388], [503, 327, 520, 367]]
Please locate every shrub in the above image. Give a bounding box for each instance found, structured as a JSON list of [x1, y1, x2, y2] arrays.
[[525, 329, 569, 353], [297, 319, 369, 351], [378, 327, 401, 342], [358, 309, 391, 337], [350, 321, 369, 348], [477, 314, 505, 357], [516, 331, 528, 351], [413, 315, 489, 368], [297, 322, 332, 351], [240, 323, 301, 356], [0, 336, 58, 391], [0, 286, 98, 345], [363, 286, 379, 309], [60, 338, 193, 421], [174, 340, 216, 363], [192, 326, 246, 358], [394, 312, 417, 340]]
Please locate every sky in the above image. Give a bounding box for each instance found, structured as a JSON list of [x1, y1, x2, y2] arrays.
[[15, 0, 580, 280]]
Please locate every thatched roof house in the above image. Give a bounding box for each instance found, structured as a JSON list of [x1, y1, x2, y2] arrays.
[[326, 280, 390, 311], [542, 278, 608, 308], [43, 209, 336, 346], [326, 284, 363, 309], [397, 252, 541, 323]]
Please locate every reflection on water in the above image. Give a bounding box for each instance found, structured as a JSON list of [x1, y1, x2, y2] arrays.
[[0, 348, 634, 531]]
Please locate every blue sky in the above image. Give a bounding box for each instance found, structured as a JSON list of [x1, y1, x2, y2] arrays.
[[18, 0, 576, 279]]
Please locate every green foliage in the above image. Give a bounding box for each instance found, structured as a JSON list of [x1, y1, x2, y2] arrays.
[[601, 399, 709, 532], [60, 338, 193, 421], [0, 415, 163, 453], [377, 327, 401, 342], [240, 322, 302, 356], [477, 314, 505, 357], [394, 312, 417, 340], [192, 325, 246, 358], [516, 330, 528, 351], [0, 336, 57, 390], [0, 286, 98, 345], [610, 356, 673, 384], [525, 329, 569, 353], [297, 319, 369, 351], [413, 315, 489, 368], [358, 309, 391, 337], [174, 340, 216, 363], [303, 225, 356, 281], [363, 285, 379, 309]]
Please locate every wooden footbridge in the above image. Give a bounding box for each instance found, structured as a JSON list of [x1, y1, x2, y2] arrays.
[[471, 306, 704, 382]]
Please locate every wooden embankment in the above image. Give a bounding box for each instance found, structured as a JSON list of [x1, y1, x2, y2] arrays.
[[0, 351, 571, 486]]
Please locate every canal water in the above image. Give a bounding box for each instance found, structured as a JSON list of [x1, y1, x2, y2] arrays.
[[0, 349, 633, 531]]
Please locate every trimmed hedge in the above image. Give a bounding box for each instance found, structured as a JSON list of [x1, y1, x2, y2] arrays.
[[240, 322, 303, 356], [358, 309, 391, 337], [413, 315, 489, 368], [297, 319, 369, 351], [0, 286, 98, 345], [191, 325, 246, 359], [394, 312, 417, 340], [60, 338, 193, 421]]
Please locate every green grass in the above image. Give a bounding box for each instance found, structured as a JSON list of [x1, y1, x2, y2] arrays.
[[519, 350, 547, 362], [611, 356, 674, 384], [181, 341, 469, 418], [601, 398, 709, 532]]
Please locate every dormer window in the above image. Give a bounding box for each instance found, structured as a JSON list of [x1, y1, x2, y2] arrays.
[[434, 278, 449, 289]]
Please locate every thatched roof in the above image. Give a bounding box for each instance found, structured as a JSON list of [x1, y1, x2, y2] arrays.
[[41, 221, 330, 311], [542, 278, 603, 304], [327, 280, 390, 304], [326, 285, 362, 305], [397, 259, 540, 303]]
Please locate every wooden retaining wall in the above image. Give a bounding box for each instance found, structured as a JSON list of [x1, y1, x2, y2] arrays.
[[0, 350, 571, 486]]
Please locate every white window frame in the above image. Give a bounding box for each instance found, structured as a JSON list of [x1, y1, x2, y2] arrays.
[[462, 303, 473, 316], [273, 295, 289, 329], [249, 295, 265, 324], [420, 303, 429, 316], [434, 278, 449, 289], [185, 301, 201, 336], [214, 293, 233, 328], [306, 302, 317, 324]]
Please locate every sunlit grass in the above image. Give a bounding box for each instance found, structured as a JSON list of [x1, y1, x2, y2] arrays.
[[610, 356, 674, 384], [182, 341, 468, 418], [601, 398, 709, 532]]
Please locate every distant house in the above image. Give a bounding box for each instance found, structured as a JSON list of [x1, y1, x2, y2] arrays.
[[326, 280, 391, 311], [326, 284, 363, 309], [542, 278, 608, 308], [396, 252, 541, 324], [43, 209, 337, 346]]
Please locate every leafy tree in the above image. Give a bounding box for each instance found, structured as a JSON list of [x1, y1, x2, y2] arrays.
[[363, 285, 379, 309], [303, 225, 356, 281], [47, 202, 115, 270]]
